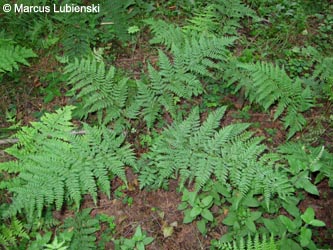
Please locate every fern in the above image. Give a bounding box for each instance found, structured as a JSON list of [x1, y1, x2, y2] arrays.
[[183, 5, 221, 35], [184, 1, 257, 36], [131, 33, 235, 128], [0, 106, 135, 220], [144, 19, 185, 50], [236, 62, 314, 139], [61, 208, 100, 250], [53, 13, 100, 58], [64, 57, 130, 128], [211, 0, 257, 36], [0, 216, 29, 250], [0, 39, 37, 73], [100, 0, 138, 43], [139, 106, 293, 207], [215, 234, 278, 250]]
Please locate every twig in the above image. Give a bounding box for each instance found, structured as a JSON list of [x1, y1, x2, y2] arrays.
[[0, 138, 19, 145], [0, 130, 87, 146], [100, 22, 114, 25]]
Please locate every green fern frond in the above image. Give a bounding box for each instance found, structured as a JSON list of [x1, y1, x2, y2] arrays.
[[144, 18, 185, 49], [0, 216, 29, 249], [215, 234, 278, 250], [61, 208, 100, 250], [183, 5, 220, 35], [54, 14, 100, 58], [183, 1, 256, 38], [64, 57, 130, 126], [139, 106, 293, 204], [0, 106, 135, 219], [0, 39, 37, 73], [133, 33, 235, 128], [238, 62, 314, 139]]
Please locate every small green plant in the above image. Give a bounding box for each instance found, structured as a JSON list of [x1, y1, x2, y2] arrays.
[[43, 236, 68, 250], [0, 38, 37, 74], [39, 72, 65, 103], [61, 208, 100, 250], [221, 201, 262, 242], [97, 214, 117, 249], [97, 214, 117, 235], [0, 216, 29, 249], [279, 142, 333, 188], [114, 185, 134, 206], [178, 189, 215, 235], [232, 106, 251, 120], [113, 226, 154, 250], [263, 208, 325, 250]]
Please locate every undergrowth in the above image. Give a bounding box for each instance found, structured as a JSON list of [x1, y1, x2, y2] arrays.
[[0, 0, 333, 249]]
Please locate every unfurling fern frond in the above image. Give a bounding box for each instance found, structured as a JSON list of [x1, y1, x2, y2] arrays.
[[237, 62, 314, 139], [64, 57, 130, 127], [0, 39, 37, 73], [139, 106, 293, 206], [0, 106, 135, 220]]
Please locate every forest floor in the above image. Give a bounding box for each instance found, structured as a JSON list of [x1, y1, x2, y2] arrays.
[[1, 40, 333, 250]]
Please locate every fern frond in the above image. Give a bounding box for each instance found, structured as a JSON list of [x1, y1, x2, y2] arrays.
[[139, 106, 293, 203], [238, 62, 314, 139], [0, 107, 135, 219], [216, 234, 278, 250], [0, 216, 29, 249], [61, 208, 100, 250], [183, 5, 220, 35], [144, 18, 185, 49], [64, 57, 130, 126], [0, 39, 37, 73]]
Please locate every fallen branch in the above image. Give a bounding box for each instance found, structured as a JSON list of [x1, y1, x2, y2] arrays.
[[0, 138, 19, 145], [0, 130, 87, 146]]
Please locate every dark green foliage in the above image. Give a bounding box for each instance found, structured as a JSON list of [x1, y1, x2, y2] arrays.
[[100, 0, 138, 43], [0, 106, 135, 219], [54, 13, 101, 59], [0, 216, 29, 250], [313, 56, 333, 100], [64, 57, 130, 127], [139, 106, 293, 207], [0, 39, 37, 73], [129, 48, 204, 127], [185, 0, 257, 36], [61, 208, 100, 250]]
